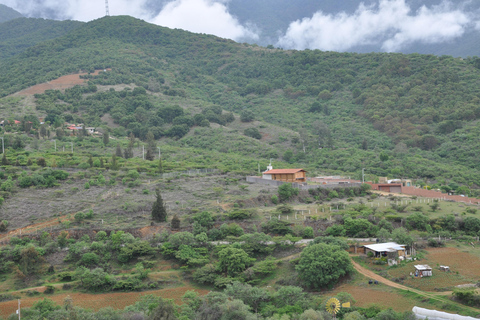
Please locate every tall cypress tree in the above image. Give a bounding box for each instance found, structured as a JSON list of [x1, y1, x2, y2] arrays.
[[152, 189, 167, 222]]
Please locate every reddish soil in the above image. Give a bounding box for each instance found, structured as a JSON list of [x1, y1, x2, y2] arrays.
[[329, 284, 414, 311], [0, 214, 71, 242], [13, 69, 110, 96], [0, 287, 210, 318]]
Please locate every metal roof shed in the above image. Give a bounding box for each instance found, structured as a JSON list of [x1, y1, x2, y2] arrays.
[[363, 242, 406, 257], [414, 265, 432, 277]]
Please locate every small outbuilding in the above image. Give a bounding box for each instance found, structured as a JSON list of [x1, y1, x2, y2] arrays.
[[363, 242, 406, 258], [262, 169, 307, 183], [414, 265, 432, 277]]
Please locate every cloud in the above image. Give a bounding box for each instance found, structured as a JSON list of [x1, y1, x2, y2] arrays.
[[150, 0, 258, 41], [0, 0, 150, 21], [276, 0, 476, 52], [0, 0, 258, 41]]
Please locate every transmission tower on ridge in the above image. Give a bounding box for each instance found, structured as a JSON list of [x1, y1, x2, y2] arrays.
[[105, 0, 110, 16]]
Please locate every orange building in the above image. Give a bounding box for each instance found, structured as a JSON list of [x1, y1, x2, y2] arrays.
[[262, 169, 307, 183]]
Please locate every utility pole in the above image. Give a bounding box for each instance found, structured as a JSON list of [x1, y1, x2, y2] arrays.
[[17, 299, 20, 320], [0, 137, 3, 154], [142, 145, 145, 160], [362, 168, 365, 184], [157, 147, 161, 159], [71, 142, 73, 153]]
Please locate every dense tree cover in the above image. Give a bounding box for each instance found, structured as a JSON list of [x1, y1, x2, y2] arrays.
[[0, 18, 84, 59], [0, 4, 22, 23]]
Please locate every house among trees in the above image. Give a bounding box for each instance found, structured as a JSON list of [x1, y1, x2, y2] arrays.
[[262, 168, 307, 183], [363, 242, 406, 258]]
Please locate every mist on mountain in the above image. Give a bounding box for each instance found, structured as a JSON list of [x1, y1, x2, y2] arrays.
[[0, 0, 479, 56]]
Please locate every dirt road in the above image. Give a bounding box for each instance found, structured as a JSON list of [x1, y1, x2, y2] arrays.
[[351, 260, 480, 313]]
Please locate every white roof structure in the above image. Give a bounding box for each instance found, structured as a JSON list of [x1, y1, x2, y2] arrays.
[[413, 306, 478, 320], [414, 265, 432, 271], [363, 242, 405, 252]]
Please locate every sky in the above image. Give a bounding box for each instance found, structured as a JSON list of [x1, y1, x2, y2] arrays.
[[0, 0, 478, 52]]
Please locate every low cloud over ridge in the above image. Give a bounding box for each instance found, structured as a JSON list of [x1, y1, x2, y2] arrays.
[[0, 0, 258, 42], [277, 0, 476, 52], [1, 0, 478, 52], [150, 0, 258, 41]]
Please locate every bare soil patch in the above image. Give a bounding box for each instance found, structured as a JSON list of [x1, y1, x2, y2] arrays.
[[0, 286, 209, 318], [12, 69, 110, 96]]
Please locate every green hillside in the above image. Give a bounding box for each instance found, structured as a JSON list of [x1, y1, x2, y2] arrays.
[[0, 18, 84, 59], [0, 4, 22, 23], [1, 15, 480, 191]]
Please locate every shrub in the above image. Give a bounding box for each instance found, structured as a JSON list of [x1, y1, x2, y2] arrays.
[[244, 128, 261, 139]]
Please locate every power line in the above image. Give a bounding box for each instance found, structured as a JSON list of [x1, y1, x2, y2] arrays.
[[105, 0, 110, 16]]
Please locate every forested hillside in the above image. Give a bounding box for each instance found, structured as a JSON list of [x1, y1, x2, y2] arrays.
[[0, 18, 84, 59], [0, 4, 22, 23], [2, 15, 480, 190]]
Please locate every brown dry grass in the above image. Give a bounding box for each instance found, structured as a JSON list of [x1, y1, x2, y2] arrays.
[[328, 283, 415, 311], [0, 286, 210, 319]]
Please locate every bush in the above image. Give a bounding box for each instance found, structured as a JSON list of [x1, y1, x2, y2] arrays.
[[228, 209, 252, 220], [427, 238, 446, 247], [278, 183, 298, 202], [244, 128, 261, 139]]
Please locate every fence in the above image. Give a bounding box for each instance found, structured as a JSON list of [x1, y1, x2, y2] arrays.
[[159, 168, 218, 179], [246, 176, 362, 190]]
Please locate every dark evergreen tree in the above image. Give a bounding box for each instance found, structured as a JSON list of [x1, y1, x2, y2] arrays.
[[115, 143, 123, 157], [171, 215, 180, 229], [158, 157, 163, 174], [152, 189, 167, 222], [110, 154, 119, 170], [1, 152, 8, 165], [102, 132, 109, 146]]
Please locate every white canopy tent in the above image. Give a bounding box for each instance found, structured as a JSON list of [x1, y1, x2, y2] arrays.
[[413, 306, 478, 320]]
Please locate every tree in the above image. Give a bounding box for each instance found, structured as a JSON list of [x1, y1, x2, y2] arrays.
[[296, 243, 354, 289], [225, 282, 269, 314], [56, 128, 65, 140], [240, 109, 255, 122], [151, 189, 167, 222], [171, 215, 180, 229], [278, 183, 298, 202], [149, 298, 178, 320], [124, 133, 135, 159], [145, 131, 156, 161], [391, 227, 413, 247], [244, 127, 261, 139], [1, 152, 8, 165], [217, 247, 255, 277], [40, 125, 47, 138], [115, 143, 123, 157], [103, 131, 109, 146], [20, 245, 46, 276]]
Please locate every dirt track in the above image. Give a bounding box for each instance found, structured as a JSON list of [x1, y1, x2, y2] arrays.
[[351, 259, 480, 313]]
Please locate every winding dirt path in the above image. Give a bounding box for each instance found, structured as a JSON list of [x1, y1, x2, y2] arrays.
[[351, 260, 480, 313]]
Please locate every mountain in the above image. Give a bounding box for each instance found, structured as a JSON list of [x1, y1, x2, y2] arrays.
[[2, 15, 480, 189], [0, 4, 22, 23], [0, 17, 84, 59], [4, 0, 480, 57]]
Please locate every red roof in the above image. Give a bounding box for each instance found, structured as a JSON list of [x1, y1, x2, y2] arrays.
[[263, 169, 306, 174]]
